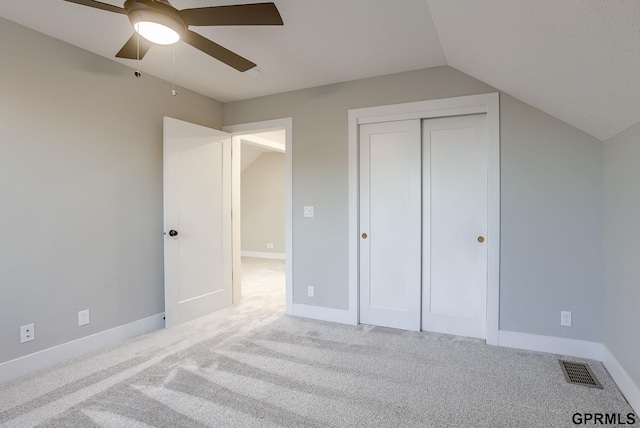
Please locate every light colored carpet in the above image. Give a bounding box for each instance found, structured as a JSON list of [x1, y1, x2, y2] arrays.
[[0, 257, 636, 427]]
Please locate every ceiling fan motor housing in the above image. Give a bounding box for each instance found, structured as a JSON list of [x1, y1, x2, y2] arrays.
[[124, 0, 187, 40]]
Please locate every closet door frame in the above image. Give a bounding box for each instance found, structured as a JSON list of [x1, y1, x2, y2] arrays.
[[347, 93, 500, 345]]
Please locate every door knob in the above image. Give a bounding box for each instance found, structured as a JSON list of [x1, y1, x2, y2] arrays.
[[169, 230, 179, 237], [477, 236, 485, 243], [362, 233, 368, 239]]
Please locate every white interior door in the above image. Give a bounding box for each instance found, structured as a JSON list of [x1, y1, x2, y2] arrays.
[[163, 117, 232, 328], [359, 120, 421, 331], [422, 114, 488, 338]]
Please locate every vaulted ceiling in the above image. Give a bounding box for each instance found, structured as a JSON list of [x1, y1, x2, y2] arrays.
[[1, 0, 638, 140]]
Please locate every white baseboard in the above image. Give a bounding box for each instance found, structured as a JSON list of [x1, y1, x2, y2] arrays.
[[0, 313, 165, 384], [602, 346, 640, 415], [498, 330, 605, 361], [292, 303, 356, 325], [241, 251, 286, 260]]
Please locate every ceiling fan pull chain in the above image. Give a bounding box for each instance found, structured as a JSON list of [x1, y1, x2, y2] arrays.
[[171, 47, 177, 96], [134, 18, 141, 78]]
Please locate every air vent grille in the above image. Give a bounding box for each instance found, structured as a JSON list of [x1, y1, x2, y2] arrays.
[[559, 360, 603, 389]]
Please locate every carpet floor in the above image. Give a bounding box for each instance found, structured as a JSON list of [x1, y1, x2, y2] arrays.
[[0, 258, 636, 427]]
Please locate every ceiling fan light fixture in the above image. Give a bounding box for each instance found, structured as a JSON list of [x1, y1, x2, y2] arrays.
[[127, 6, 186, 45], [134, 21, 180, 45]]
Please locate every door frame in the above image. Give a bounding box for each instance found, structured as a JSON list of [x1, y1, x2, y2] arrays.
[[347, 93, 500, 345], [223, 118, 293, 315]]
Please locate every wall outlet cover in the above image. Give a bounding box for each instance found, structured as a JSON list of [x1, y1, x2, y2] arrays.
[[307, 285, 315, 298], [20, 323, 35, 343]]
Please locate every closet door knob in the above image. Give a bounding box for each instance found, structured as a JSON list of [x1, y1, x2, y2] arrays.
[[362, 233, 368, 239], [169, 230, 179, 237], [477, 236, 485, 243]]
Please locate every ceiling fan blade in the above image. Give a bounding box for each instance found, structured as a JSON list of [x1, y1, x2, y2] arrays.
[[63, 0, 126, 14], [115, 34, 154, 60], [180, 3, 283, 26], [183, 30, 256, 72]]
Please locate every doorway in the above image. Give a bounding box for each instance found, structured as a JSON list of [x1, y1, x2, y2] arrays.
[[348, 94, 500, 344], [238, 132, 286, 302], [239, 131, 286, 260], [223, 118, 293, 314]]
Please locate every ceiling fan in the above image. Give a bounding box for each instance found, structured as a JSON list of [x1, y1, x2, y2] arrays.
[[63, 0, 283, 71]]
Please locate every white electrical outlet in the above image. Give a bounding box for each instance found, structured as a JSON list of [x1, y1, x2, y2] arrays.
[[20, 323, 35, 343], [78, 309, 90, 327], [308, 286, 315, 298], [561, 311, 572, 327], [266, 242, 274, 249]]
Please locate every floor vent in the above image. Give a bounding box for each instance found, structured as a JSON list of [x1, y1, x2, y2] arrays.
[[559, 360, 603, 389]]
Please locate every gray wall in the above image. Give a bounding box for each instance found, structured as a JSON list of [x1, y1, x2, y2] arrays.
[[500, 94, 604, 341], [224, 67, 605, 342], [0, 18, 223, 364], [241, 152, 285, 254], [603, 122, 640, 389]]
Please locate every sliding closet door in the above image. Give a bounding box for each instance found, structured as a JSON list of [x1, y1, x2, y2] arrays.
[[422, 114, 488, 339], [359, 120, 421, 331]]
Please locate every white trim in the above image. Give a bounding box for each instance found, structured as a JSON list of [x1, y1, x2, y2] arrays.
[[291, 304, 356, 325], [348, 93, 500, 342], [241, 251, 285, 260], [0, 313, 164, 384], [223, 118, 293, 316], [498, 330, 604, 361], [231, 136, 242, 303], [485, 94, 500, 346], [347, 107, 360, 326], [603, 346, 640, 415], [354, 95, 499, 124]]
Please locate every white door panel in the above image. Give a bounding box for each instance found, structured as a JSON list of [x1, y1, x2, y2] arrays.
[[359, 120, 421, 331], [163, 117, 232, 328], [422, 114, 488, 338]]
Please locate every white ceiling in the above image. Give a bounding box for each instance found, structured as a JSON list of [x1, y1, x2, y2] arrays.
[[1, 0, 639, 140], [427, 0, 640, 141]]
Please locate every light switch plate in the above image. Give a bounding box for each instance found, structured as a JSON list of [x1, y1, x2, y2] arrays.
[[303, 206, 314, 218]]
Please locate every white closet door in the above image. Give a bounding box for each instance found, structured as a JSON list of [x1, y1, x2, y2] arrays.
[[359, 120, 421, 331], [422, 114, 488, 338]]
